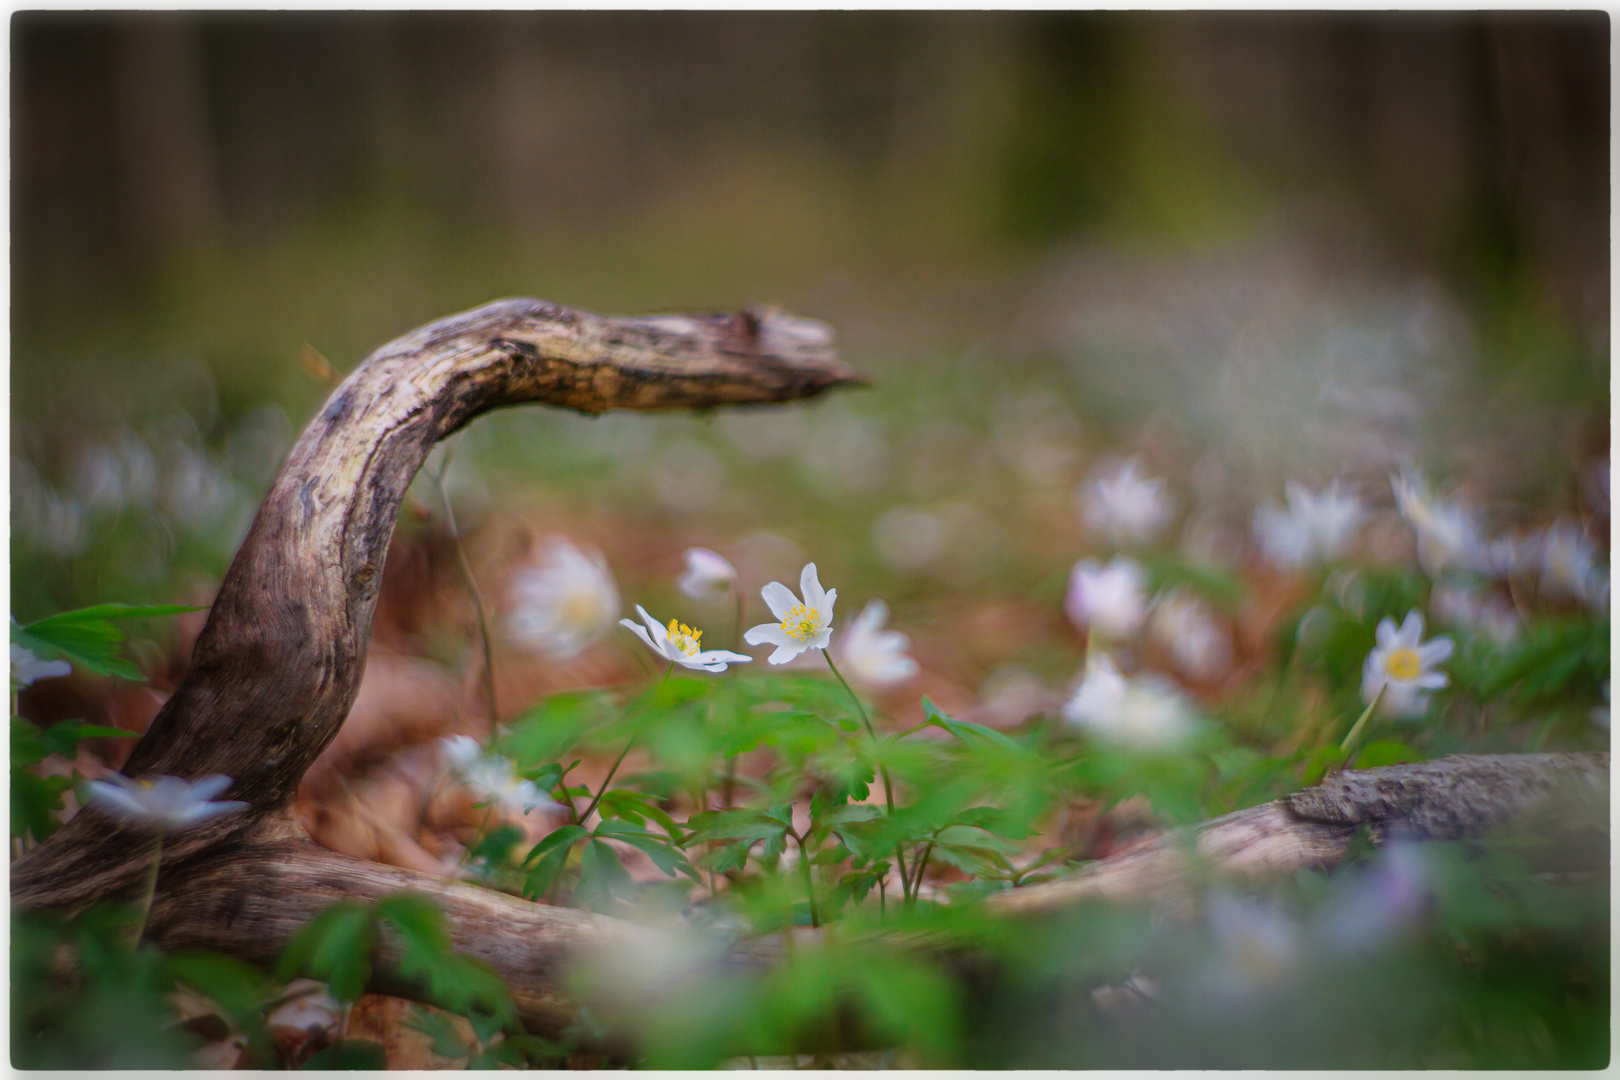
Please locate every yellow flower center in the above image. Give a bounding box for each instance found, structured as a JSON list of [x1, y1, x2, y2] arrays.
[[1383, 647, 1422, 682], [666, 620, 703, 657], [780, 604, 823, 643]]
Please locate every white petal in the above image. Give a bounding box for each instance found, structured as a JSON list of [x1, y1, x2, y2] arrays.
[[745, 623, 792, 647], [1411, 672, 1448, 690], [1373, 617, 1398, 647], [819, 588, 837, 624], [189, 775, 235, 801], [768, 643, 806, 665], [761, 582, 798, 620], [620, 618, 660, 656], [85, 781, 152, 821], [696, 650, 753, 666], [1418, 637, 1453, 665], [800, 563, 825, 609], [850, 600, 886, 637], [1396, 610, 1425, 647]]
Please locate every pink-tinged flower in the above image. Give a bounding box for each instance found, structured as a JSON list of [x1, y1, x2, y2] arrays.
[[1533, 520, 1608, 610], [1316, 843, 1433, 953], [506, 537, 621, 660], [677, 548, 738, 602], [1252, 480, 1365, 569], [1360, 610, 1452, 719], [1065, 557, 1148, 640], [744, 563, 837, 665], [836, 599, 918, 689], [1077, 458, 1173, 545], [1149, 591, 1232, 681], [84, 773, 249, 830], [620, 606, 752, 672]]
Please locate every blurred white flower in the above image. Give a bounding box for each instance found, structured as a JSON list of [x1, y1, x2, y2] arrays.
[[84, 773, 249, 830], [11, 642, 72, 687], [439, 736, 556, 815], [1431, 584, 1520, 647], [507, 538, 621, 660], [1316, 843, 1432, 953], [620, 606, 752, 673], [836, 600, 918, 689], [1062, 653, 1196, 749], [1533, 520, 1608, 610], [1361, 610, 1452, 719], [1149, 591, 1232, 681], [744, 563, 837, 665], [677, 548, 737, 602], [1065, 557, 1148, 640], [1391, 469, 1487, 577], [1200, 892, 1303, 1006], [1078, 458, 1172, 545], [1252, 480, 1365, 569]]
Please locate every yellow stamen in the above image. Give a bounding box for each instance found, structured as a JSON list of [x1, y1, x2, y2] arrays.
[[780, 603, 823, 643], [1383, 647, 1422, 681], [666, 620, 703, 657]]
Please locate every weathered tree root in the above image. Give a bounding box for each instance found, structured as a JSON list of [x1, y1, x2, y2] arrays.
[[986, 750, 1608, 919], [10, 297, 1608, 1046]]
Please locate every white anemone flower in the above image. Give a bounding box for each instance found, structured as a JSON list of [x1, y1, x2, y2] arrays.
[[1062, 653, 1196, 749], [439, 736, 556, 815], [1391, 470, 1487, 577], [744, 562, 837, 665], [1078, 458, 1173, 545], [84, 773, 249, 830], [677, 548, 738, 602], [11, 642, 72, 687], [836, 599, 918, 689], [1253, 480, 1365, 569], [1149, 591, 1232, 681], [1533, 520, 1608, 609], [620, 605, 752, 672], [1065, 557, 1148, 640], [1431, 584, 1520, 647], [506, 537, 621, 660], [1360, 610, 1452, 719]]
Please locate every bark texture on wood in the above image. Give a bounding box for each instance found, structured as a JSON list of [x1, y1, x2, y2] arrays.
[[12, 298, 857, 911], [987, 751, 1608, 919]]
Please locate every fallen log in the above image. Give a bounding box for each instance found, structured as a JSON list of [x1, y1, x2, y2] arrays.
[[10, 298, 1607, 1045]]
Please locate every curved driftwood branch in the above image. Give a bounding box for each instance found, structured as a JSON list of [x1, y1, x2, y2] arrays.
[[13, 298, 858, 911]]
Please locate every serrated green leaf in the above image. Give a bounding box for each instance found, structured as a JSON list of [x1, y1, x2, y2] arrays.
[[522, 824, 588, 867], [277, 901, 375, 1003]]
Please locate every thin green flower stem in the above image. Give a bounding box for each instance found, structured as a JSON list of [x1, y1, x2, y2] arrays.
[[908, 840, 935, 911], [427, 450, 501, 746], [822, 650, 912, 901], [578, 663, 674, 825], [1339, 684, 1386, 756], [133, 827, 164, 944], [794, 830, 820, 928]]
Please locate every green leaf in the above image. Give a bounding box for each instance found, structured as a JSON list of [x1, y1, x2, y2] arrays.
[[522, 844, 572, 901], [521, 824, 588, 867], [921, 697, 1022, 751], [594, 819, 693, 878], [406, 1006, 471, 1061], [12, 770, 74, 841], [16, 604, 205, 682], [576, 839, 633, 911], [165, 950, 270, 1030], [467, 823, 523, 870], [37, 721, 138, 759], [276, 901, 375, 1004]]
